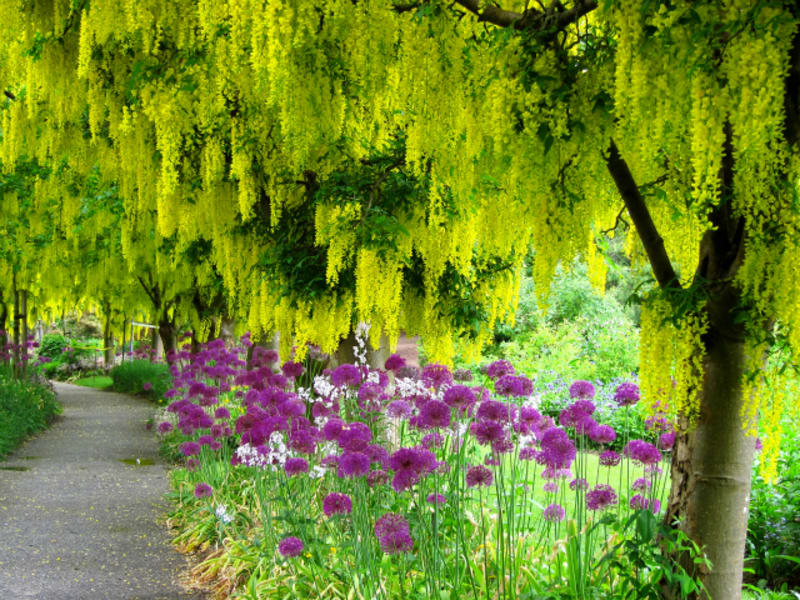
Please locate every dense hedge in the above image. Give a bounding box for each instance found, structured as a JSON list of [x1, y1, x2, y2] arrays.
[[0, 367, 62, 458], [109, 359, 171, 403]]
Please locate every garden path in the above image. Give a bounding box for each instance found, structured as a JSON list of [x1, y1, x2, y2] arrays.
[[0, 382, 206, 600]]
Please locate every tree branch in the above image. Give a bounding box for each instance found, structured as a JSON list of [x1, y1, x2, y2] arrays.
[[452, 0, 597, 32], [605, 138, 681, 291]]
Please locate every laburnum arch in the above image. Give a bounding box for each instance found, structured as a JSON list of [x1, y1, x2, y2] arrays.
[[1, 1, 800, 598]]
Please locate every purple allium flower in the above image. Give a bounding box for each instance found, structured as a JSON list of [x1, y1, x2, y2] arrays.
[[338, 422, 372, 451], [574, 416, 597, 436], [284, 457, 309, 477], [454, 368, 473, 382], [589, 424, 617, 445], [519, 447, 537, 461], [143, 382, 153, 392], [426, 493, 447, 504], [181, 442, 202, 457], [419, 400, 451, 428], [386, 400, 413, 419], [374, 513, 413, 554], [421, 363, 453, 389], [613, 382, 640, 406], [209, 440, 222, 451], [331, 364, 362, 387], [599, 450, 621, 467], [632, 477, 652, 492], [543, 503, 566, 522], [586, 484, 618, 511], [470, 419, 506, 446], [466, 465, 494, 488], [389, 447, 436, 475], [289, 429, 317, 454], [396, 365, 420, 380], [486, 359, 515, 380], [755, 437, 763, 452], [421, 432, 444, 449], [659, 431, 676, 450], [198, 435, 214, 446], [186, 458, 201, 471], [384, 353, 406, 372], [477, 399, 514, 422], [157, 422, 174, 434], [495, 374, 526, 397], [543, 481, 560, 494], [569, 478, 589, 491], [281, 361, 305, 378], [645, 415, 670, 432], [278, 536, 304, 557], [484, 455, 501, 466], [630, 494, 661, 514], [337, 451, 371, 478], [443, 385, 476, 410], [539, 427, 577, 469], [365, 443, 389, 466], [194, 482, 213, 498], [214, 407, 230, 419], [323, 492, 353, 516], [368, 469, 388, 487], [391, 468, 419, 492], [569, 380, 595, 399], [322, 418, 345, 441], [625, 440, 662, 465]]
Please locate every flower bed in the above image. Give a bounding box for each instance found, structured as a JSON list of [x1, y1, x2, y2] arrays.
[[158, 334, 704, 599]]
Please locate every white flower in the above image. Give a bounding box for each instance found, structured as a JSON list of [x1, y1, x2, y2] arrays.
[[215, 504, 234, 524]]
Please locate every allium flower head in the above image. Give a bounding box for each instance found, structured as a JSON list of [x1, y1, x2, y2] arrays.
[[625, 439, 662, 465], [632, 477, 652, 492], [589, 424, 617, 445], [539, 427, 577, 469], [543, 503, 566, 522], [495, 375, 527, 397], [599, 450, 621, 467], [143, 382, 153, 392], [367, 469, 388, 487], [476, 399, 514, 422], [454, 368, 473, 381], [543, 481, 559, 494], [194, 482, 213, 498], [421, 363, 453, 389], [421, 432, 444, 449], [284, 457, 309, 476], [323, 492, 353, 516], [443, 385, 476, 410], [281, 361, 305, 378], [586, 484, 618, 511], [374, 513, 413, 554], [659, 431, 676, 450], [569, 380, 596, 399], [426, 493, 447, 505], [338, 422, 372, 451], [570, 478, 589, 491], [419, 400, 451, 428], [214, 407, 230, 419], [278, 536, 304, 557], [181, 441, 202, 457], [157, 422, 173, 434], [613, 382, 640, 406], [384, 353, 406, 372], [470, 419, 506, 446], [630, 494, 661, 514], [331, 364, 362, 387], [386, 400, 413, 419], [466, 465, 494, 488], [486, 359, 515, 380], [337, 451, 370, 478]]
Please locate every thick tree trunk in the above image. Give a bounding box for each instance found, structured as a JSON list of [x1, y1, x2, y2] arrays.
[[158, 317, 177, 361], [218, 316, 236, 347], [332, 326, 388, 370]]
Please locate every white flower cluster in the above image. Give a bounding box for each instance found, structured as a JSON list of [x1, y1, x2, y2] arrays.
[[313, 375, 340, 409], [215, 504, 234, 524], [354, 322, 370, 365], [394, 376, 429, 399], [235, 443, 269, 469]]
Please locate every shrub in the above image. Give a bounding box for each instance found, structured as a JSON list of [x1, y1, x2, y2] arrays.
[[39, 334, 68, 358], [746, 424, 800, 590], [110, 359, 171, 403], [0, 366, 61, 458]]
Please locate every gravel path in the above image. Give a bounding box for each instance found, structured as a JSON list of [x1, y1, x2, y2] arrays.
[[0, 383, 205, 600]]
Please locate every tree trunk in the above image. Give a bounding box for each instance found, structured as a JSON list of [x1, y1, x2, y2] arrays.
[[219, 316, 236, 347], [103, 312, 114, 368], [158, 317, 177, 361], [332, 326, 389, 370], [0, 291, 8, 364], [12, 280, 20, 375]]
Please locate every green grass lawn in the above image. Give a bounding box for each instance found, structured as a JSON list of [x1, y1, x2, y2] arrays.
[[73, 375, 113, 390]]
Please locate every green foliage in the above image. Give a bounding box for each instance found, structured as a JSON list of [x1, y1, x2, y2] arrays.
[[746, 424, 800, 591], [39, 333, 67, 358], [0, 365, 61, 458], [73, 375, 113, 390], [109, 359, 171, 403]]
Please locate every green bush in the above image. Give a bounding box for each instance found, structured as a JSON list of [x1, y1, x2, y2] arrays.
[[110, 359, 171, 403], [0, 366, 62, 458], [39, 333, 68, 358], [746, 424, 800, 591]]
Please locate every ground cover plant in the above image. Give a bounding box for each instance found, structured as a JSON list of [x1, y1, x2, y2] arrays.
[[0, 363, 61, 458], [156, 331, 708, 599]]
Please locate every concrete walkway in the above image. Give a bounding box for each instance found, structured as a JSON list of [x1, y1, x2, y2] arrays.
[[0, 383, 205, 600]]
